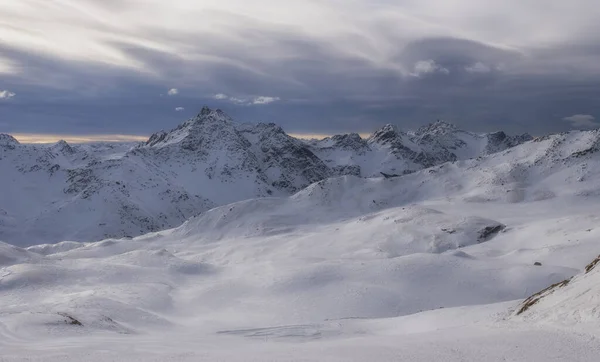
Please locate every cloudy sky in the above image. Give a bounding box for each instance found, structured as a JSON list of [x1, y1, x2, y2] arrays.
[[1, 0, 599, 141]]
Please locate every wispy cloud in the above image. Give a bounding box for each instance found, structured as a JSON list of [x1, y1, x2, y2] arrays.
[[465, 62, 492, 73], [167, 88, 179, 96], [1, 1, 600, 136], [229, 96, 248, 105], [0, 90, 16, 99], [563, 114, 599, 129], [0, 57, 17, 74], [175, 107, 184, 111], [410, 60, 449, 77], [213, 94, 280, 106], [252, 96, 280, 105]]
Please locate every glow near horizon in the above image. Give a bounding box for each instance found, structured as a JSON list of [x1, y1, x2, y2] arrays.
[[10, 132, 373, 144]]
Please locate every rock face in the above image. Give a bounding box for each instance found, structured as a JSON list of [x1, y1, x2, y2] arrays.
[[0, 134, 19, 148], [236, 122, 331, 192], [0, 107, 535, 245], [308, 119, 532, 177]]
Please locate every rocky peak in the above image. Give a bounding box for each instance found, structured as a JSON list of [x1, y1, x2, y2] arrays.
[[515, 133, 534, 143], [415, 120, 458, 136], [487, 131, 508, 143], [199, 106, 212, 116], [51, 140, 75, 154], [319, 133, 369, 152], [237, 122, 285, 138], [485, 131, 533, 154], [0, 134, 19, 148], [145, 131, 168, 147], [369, 124, 404, 146], [187, 107, 232, 126], [143, 107, 240, 151], [330, 133, 364, 145], [235, 122, 331, 192]]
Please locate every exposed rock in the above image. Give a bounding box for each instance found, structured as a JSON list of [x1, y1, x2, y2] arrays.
[[585, 255, 600, 274], [58, 312, 83, 326], [478, 224, 506, 242], [0, 134, 19, 149], [516, 278, 572, 315], [0, 107, 549, 245]]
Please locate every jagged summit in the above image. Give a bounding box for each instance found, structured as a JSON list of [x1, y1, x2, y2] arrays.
[[50, 139, 75, 154], [309, 133, 368, 152], [0, 133, 19, 147], [237, 122, 285, 136], [199, 105, 212, 116], [368, 124, 406, 146], [415, 119, 459, 136], [485, 131, 533, 154], [143, 107, 237, 150], [0, 109, 554, 245], [192, 106, 231, 123]]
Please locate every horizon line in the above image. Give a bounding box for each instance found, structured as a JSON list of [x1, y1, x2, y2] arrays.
[[8, 132, 374, 144]]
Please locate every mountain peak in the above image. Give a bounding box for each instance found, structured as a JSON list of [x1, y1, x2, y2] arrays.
[[191, 107, 232, 124], [369, 124, 403, 145], [143, 107, 240, 150], [0, 134, 19, 148], [199, 106, 212, 116], [53, 140, 74, 152], [416, 120, 458, 136]]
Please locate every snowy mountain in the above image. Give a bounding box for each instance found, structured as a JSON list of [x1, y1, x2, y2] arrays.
[[1, 122, 599, 360], [0, 107, 553, 246], [307, 120, 532, 176]]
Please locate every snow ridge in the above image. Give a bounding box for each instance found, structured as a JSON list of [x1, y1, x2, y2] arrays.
[[0, 108, 568, 245]]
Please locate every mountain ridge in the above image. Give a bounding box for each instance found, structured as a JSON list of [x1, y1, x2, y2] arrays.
[[0, 107, 555, 245]]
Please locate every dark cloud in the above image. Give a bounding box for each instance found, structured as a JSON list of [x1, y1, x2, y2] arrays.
[[1, 2, 600, 137]]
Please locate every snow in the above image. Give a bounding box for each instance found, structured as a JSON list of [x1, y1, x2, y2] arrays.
[[1, 192, 600, 360], [0, 109, 534, 246], [1, 111, 600, 360]]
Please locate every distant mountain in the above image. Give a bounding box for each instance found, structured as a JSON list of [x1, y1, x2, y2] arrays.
[[0, 107, 538, 245], [308, 119, 532, 176]]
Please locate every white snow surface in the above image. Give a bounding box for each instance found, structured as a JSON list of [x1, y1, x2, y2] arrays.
[[1, 124, 600, 360], [0, 109, 533, 246]]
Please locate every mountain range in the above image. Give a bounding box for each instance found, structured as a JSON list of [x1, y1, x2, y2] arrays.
[[0, 105, 560, 246], [2, 107, 600, 360]]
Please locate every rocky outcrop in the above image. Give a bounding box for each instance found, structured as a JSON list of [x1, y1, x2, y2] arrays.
[[0, 108, 542, 245]]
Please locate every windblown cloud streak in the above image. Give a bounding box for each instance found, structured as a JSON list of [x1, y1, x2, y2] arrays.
[[213, 94, 281, 105], [563, 114, 599, 129], [0, 0, 599, 135]]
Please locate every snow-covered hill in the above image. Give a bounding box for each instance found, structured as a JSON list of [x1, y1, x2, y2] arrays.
[[0, 107, 535, 246], [1, 126, 600, 359], [514, 253, 600, 328]]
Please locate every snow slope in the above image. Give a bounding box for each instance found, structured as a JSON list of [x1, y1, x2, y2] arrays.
[[1, 125, 600, 360], [514, 253, 600, 330], [0, 108, 533, 246]]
